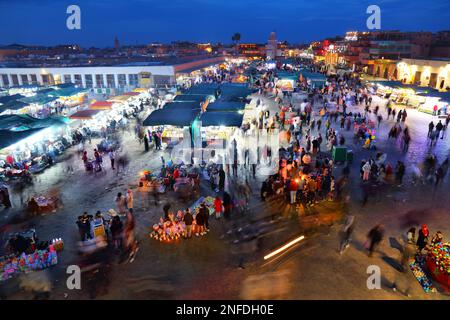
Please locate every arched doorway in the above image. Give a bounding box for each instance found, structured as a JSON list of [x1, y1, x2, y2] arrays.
[[376, 66, 381, 77], [393, 68, 398, 80], [383, 68, 389, 79]]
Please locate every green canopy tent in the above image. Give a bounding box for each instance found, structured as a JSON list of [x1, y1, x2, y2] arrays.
[[19, 94, 58, 105], [0, 100, 29, 113], [0, 128, 44, 149]]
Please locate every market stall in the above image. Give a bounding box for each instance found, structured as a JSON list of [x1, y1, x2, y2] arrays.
[[427, 242, 450, 289], [149, 196, 215, 242]]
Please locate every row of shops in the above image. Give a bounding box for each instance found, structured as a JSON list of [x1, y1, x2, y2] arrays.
[[367, 80, 450, 116], [0, 87, 152, 183], [143, 83, 256, 151], [0, 84, 87, 118]]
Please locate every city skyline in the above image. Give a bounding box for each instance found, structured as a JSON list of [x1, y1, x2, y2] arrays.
[[0, 0, 449, 47]]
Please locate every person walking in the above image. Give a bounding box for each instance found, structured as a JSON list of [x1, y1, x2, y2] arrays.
[[395, 161, 405, 186], [366, 224, 385, 257], [195, 204, 206, 236], [126, 189, 134, 214], [109, 214, 123, 250], [392, 237, 417, 297], [288, 178, 298, 205], [435, 120, 444, 139], [428, 121, 434, 138], [115, 192, 127, 216], [339, 215, 355, 254], [123, 212, 139, 263], [108, 149, 115, 170], [214, 196, 223, 219]]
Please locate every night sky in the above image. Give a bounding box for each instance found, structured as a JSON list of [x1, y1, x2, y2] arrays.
[[0, 0, 449, 47]]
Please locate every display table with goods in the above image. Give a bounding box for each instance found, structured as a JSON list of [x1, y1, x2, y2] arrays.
[[137, 169, 165, 193], [409, 258, 437, 293], [426, 242, 450, 289], [149, 196, 215, 242], [1, 232, 63, 282]]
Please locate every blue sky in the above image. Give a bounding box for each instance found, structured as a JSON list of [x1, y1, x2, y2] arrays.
[[0, 0, 449, 47]]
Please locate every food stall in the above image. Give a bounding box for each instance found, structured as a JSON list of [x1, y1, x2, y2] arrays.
[[0, 115, 72, 178], [427, 242, 450, 289], [418, 97, 449, 115]]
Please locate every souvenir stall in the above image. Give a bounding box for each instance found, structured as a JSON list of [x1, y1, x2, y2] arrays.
[[389, 88, 415, 105], [418, 97, 449, 115], [18, 94, 58, 118], [143, 107, 199, 147], [149, 196, 215, 242], [0, 229, 63, 282], [0, 116, 72, 177], [426, 242, 450, 289]]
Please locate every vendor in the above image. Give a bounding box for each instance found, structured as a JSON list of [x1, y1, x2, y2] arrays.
[[27, 197, 40, 216]]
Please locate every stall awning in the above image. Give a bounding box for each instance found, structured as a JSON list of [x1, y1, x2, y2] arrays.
[[19, 94, 58, 105], [199, 111, 244, 127], [143, 109, 199, 127], [206, 102, 246, 112], [173, 94, 208, 102], [163, 101, 202, 110], [0, 128, 45, 149], [48, 86, 86, 97], [70, 109, 103, 120], [0, 100, 29, 112], [0, 114, 68, 131], [90, 101, 114, 110], [417, 91, 450, 102], [0, 94, 25, 104]]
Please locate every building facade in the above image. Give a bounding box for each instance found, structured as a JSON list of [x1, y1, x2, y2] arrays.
[[396, 58, 450, 91], [0, 56, 226, 89]]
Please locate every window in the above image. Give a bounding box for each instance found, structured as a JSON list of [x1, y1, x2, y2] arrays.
[[118, 74, 127, 87], [85, 74, 93, 88], [95, 74, 104, 88], [21, 75, 29, 85], [64, 74, 72, 84], [30, 74, 37, 85], [11, 74, 19, 86], [128, 74, 138, 86], [74, 74, 82, 86], [1, 74, 10, 86], [106, 74, 115, 88]]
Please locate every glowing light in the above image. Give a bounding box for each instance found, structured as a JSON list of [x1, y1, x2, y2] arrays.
[[263, 235, 305, 260]]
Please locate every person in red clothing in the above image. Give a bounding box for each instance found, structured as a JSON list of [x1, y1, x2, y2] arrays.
[[214, 196, 223, 219], [288, 178, 298, 205], [173, 167, 180, 180]]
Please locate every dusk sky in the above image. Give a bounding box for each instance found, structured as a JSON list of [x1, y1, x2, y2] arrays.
[[0, 0, 449, 47]]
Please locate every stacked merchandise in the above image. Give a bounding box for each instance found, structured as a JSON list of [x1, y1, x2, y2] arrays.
[[0, 246, 58, 281]]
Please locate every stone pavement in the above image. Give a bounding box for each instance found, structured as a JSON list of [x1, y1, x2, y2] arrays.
[[0, 91, 449, 300]]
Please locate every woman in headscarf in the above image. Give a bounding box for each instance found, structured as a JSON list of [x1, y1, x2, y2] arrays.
[[416, 224, 429, 252]]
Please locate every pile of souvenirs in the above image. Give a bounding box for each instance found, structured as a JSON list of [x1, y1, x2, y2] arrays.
[[150, 196, 215, 242], [409, 259, 437, 293], [428, 242, 450, 277], [0, 245, 58, 281]]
